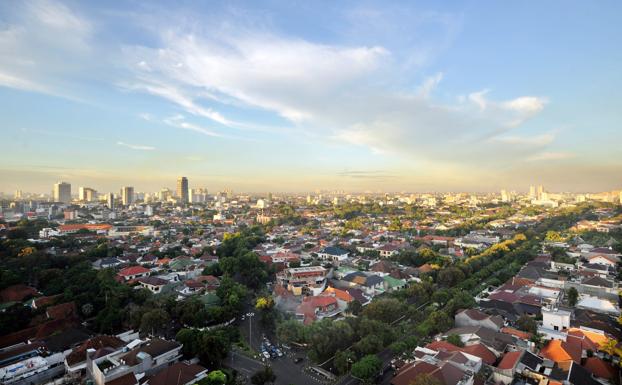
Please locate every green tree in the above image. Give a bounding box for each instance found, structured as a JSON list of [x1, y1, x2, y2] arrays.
[[140, 308, 170, 335], [446, 334, 464, 347], [347, 299, 363, 316], [567, 287, 579, 307], [437, 267, 465, 288], [351, 355, 382, 384], [362, 298, 402, 323], [204, 370, 227, 385], [334, 350, 356, 375], [276, 319, 305, 344]]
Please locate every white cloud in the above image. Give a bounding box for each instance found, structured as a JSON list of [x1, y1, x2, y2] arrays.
[[417, 72, 443, 98], [27, 0, 91, 34], [502, 96, 546, 114], [117, 141, 155, 151], [0, 0, 93, 96], [162, 115, 224, 138]]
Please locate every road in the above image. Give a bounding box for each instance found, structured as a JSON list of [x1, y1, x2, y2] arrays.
[[234, 304, 323, 385]]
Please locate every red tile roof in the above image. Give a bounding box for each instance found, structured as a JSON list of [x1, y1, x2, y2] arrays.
[[118, 266, 151, 276], [0, 284, 38, 303], [583, 357, 617, 379], [497, 351, 522, 370], [46, 301, 77, 320]]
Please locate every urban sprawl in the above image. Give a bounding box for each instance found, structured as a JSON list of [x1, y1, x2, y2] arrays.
[[1, 180, 621, 385]]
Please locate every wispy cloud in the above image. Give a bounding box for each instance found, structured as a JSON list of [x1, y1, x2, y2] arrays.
[[117, 141, 156, 151], [162, 115, 223, 138], [337, 170, 398, 180]]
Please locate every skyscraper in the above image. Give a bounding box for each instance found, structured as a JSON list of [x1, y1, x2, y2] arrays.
[[53, 182, 71, 203], [537, 185, 544, 200], [177, 177, 189, 203], [122, 186, 134, 206], [107, 193, 115, 210], [529, 185, 535, 199], [79, 187, 97, 201]]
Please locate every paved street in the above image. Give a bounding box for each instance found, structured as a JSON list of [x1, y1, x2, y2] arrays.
[[235, 304, 323, 385]]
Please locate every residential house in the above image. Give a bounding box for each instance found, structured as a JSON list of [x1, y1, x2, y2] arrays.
[[317, 246, 349, 262], [454, 309, 504, 331], [117, 266, 151, 282], [141, 362, 208, 385]]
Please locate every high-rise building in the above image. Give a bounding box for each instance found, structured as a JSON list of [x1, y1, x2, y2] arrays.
[[14, 190, 22, 200], [537, 185, 544, 200], [529, 185, 535, 199], [79, 187, 97, 201], [107, 193, 115, 210], [177, 177, 189, 203], [53, 182, 71, 203], [122, 186, 134, 206]]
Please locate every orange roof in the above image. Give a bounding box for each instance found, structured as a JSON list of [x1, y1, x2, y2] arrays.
[[418, 263, 434, 273], [323, 287, 354, 302], [540, 340, 581, 364], [567, 327, 609, 348], [501, 327, 532, 340], [59, 224, 112, 231], [497, 351, 522, 370], [156, 258, 171, 265]]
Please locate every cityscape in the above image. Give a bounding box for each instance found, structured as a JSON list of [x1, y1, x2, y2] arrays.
[[1, 2, 622, 385]]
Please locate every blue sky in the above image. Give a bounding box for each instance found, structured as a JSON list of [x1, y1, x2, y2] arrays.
[[1, 0, 620, 193]]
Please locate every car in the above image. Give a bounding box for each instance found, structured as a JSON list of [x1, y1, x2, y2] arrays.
[[276, 349, 283, 357], [262, 351, 271, 359], [293, 357, 303, 364]]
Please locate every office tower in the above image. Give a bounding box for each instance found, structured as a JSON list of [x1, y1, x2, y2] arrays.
[[177, 177, 189, 203], [122, 186, 134, 206], [53, 181, 71, 203], [529, 185, 535, 199], [107, 193, 115, 210], [14, 190, 22, 200], [86, 188, 96, 202], [78, 187, 96, 201], [537, 185, 544, 200]]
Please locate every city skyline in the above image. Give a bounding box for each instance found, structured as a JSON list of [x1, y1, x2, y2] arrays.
[[1, 1, 621, 193]]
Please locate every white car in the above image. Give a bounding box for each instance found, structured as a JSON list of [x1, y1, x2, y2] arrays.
[[262, 351, 271, 359]]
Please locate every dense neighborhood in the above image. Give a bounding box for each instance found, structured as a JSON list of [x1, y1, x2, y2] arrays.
[[1, 187, 621, 385]]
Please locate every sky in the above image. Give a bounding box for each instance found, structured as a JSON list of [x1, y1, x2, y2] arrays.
[[0, 0, 621, 194]]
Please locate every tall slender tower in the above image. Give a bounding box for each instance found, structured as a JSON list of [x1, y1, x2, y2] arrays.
[[122, 186, 134, 206], [107, 193, 115, 210], [177, 177, 189, 203]]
